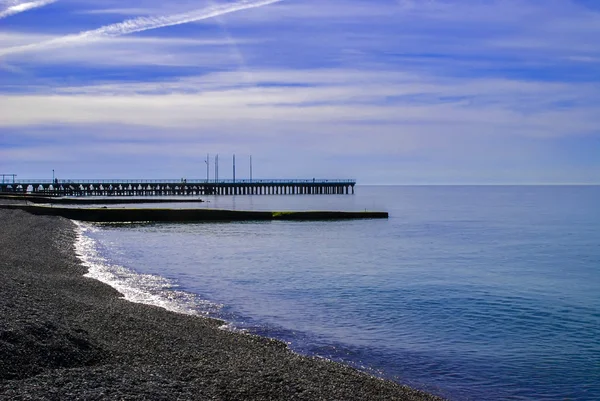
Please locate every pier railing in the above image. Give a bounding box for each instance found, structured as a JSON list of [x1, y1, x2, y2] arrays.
[[11, 179, 356, 185]]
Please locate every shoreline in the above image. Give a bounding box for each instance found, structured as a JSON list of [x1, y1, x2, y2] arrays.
[[0, 209, 442, 400]]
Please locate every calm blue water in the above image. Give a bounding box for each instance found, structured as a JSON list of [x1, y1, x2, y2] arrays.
[[77, 186, 600, 401]]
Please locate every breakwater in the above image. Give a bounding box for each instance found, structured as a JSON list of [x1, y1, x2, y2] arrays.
[[0, 194, 204, 205], [0, 205, 388, 222]]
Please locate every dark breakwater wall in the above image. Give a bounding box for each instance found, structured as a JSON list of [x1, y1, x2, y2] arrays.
[[0, 205, 388, 222], [0, 194, 203, 205]]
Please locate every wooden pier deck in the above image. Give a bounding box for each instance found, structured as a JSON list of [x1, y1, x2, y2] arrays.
[[0, 179, 356, 197]]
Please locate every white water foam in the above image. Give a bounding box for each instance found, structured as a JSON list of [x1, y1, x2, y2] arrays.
[[73, 220, 223, 317]]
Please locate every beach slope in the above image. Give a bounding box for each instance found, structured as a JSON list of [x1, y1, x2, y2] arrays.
[[0, 209, 442, 400]]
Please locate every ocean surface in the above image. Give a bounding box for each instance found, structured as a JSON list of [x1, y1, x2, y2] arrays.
[[74, 186, 600, 401]]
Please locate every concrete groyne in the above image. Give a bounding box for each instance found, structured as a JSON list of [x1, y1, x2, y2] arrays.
[[0, 194, 204, 205], [0, 205, 388, 222]]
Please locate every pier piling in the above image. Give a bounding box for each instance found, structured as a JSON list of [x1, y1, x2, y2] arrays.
[[0, 179, 356, 197]]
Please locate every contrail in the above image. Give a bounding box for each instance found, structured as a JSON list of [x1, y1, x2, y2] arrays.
[[0, 0, 57, 19], [0, 0, 281, 57], [208, 0, 252, 80]]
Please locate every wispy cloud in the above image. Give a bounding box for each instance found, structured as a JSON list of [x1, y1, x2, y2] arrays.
[[0, 0, 281, 57], [1, 68, 598, 143], [0, 0, 56, 19]]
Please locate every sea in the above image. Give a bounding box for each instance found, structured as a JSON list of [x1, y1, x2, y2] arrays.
[[73, 186, 600, 401]]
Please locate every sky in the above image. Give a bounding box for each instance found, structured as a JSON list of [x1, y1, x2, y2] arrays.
[[1, 0, 599, 184]]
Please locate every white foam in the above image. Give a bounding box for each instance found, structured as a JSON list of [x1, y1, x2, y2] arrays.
[[218, 321, 248, 333], [73, 220, 222, 317]]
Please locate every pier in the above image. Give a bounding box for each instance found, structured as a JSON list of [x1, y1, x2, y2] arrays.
[[0, 179, 356, 197]]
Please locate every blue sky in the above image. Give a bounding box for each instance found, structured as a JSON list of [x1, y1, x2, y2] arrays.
[[1, 0, 599, 184]]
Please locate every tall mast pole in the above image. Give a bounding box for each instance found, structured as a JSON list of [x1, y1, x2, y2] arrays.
[[205, 153, 209, 182], [233, 154, 236, 183]]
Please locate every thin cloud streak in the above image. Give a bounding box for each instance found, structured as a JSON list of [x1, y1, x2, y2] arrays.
[[0, 0, 56, 19], [0, 0, 281, 56]]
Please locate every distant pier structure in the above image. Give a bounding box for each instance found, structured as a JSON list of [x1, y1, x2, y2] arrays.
[[0, 179, 356, 197]]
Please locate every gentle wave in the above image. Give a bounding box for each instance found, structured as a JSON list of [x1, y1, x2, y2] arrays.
[[73, 220, 222, 317]]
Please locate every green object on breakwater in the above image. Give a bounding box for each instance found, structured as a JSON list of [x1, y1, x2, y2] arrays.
[[0, 205, 388, 222]]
